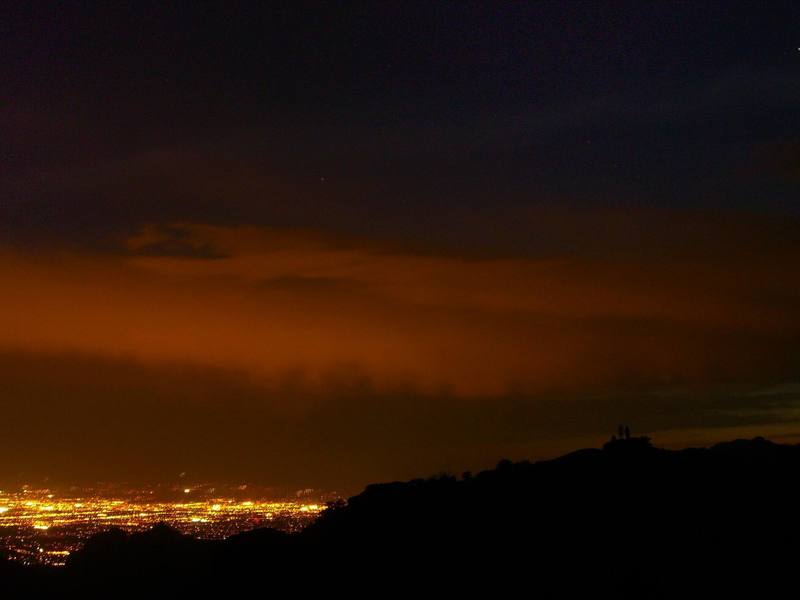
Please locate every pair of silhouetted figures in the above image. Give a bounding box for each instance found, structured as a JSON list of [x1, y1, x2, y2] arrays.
[[611, 424, 631, 442], [605, 425, 653, 451]]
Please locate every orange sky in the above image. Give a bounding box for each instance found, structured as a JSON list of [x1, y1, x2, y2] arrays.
[[1, 217, 798, 398], [0, 212, 800, 485], [0, 212, 799, 489]]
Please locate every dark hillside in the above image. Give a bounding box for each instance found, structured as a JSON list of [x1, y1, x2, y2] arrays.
[[5, 437, 800, 597]]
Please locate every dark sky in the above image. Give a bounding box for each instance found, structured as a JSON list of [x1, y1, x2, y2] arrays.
[[2, 2, 800, 491]]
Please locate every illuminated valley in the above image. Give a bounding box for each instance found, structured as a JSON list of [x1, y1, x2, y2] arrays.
[[0, 484, 331, 565]]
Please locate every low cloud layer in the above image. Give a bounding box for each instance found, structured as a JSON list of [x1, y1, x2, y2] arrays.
[[3, 217, 800, 393], [1, 213, 799, 486]]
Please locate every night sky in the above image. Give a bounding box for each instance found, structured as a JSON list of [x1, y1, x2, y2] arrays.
[[2, 2, 800, 490]]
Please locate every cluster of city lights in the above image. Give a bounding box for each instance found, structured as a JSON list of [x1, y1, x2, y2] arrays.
[[0, 486, 328, 566]]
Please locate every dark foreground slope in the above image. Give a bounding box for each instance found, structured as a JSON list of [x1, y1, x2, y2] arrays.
[[6, 436, 800, 597]]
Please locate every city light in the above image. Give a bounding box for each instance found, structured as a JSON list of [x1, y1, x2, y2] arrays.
[[0, 486, 329, 566]]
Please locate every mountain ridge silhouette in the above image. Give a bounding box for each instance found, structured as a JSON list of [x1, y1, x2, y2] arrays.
[[4, 436, 800, 597]]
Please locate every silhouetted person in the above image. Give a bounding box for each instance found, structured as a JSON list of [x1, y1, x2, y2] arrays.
[[624, 425, 630, 440]]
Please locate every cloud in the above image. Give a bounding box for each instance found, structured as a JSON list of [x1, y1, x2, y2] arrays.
[[1, 213, 799, 485], [0, 349, 798, 490], [0, 215, 799, 399]]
